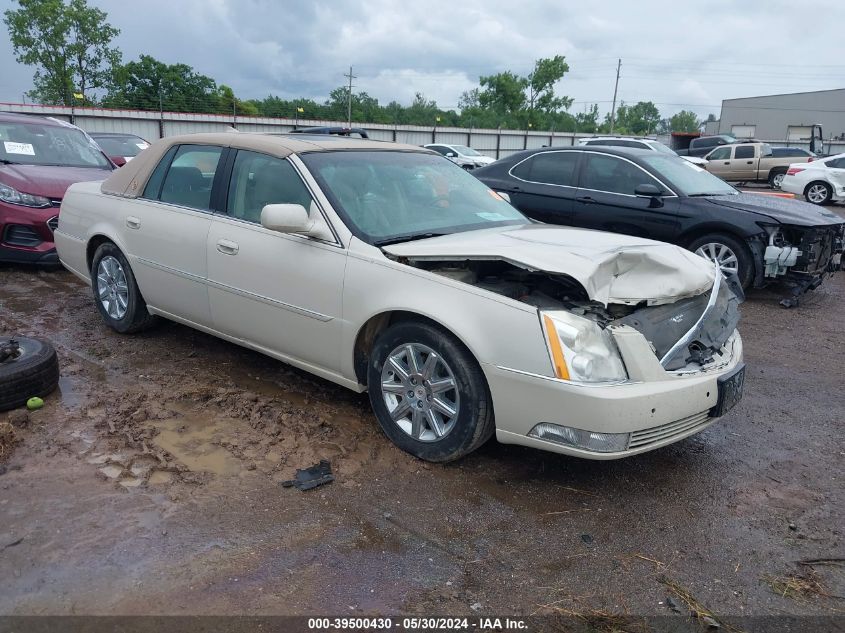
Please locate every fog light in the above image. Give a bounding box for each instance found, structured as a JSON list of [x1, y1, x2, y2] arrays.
[[528, 423, 630, 453]]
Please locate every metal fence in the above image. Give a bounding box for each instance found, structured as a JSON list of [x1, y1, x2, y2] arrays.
[[3, 102, 844, 158]]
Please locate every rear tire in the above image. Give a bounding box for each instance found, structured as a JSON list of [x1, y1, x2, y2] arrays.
[[768, 169, 786, 189], [0, 336, 60, 411], [804, 181, 832, 205], [688, 233, 754, 290], [90, 242, 157, 334], [367, 320, 494, 462]]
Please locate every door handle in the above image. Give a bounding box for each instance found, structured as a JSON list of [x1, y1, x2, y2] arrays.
[[511, 185, 522, 192], [575, 196, 595, 204], [216, 239, 239, 255], [126, 216, 141, 230], [746, 161, 753, 164], [723, 161, 730, 165]]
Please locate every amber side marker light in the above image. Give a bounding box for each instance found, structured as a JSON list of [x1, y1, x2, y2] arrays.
[[543, 314, 570, 380]]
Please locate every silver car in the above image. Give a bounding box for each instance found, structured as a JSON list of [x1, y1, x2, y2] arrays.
[[55, 133, 745, 462]]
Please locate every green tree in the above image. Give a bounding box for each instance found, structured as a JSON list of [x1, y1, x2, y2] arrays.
[[217, 84, 259, 116], [478, 71, 527, 115], [625, 101, 661, 135], [104, 55, 219, 113], [669, 110, 701, 133], [527, 55, 572, 115], [4, 0, 120, 105], [574, 104, 600, 133]]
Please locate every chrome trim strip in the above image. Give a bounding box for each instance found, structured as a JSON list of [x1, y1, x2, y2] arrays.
[[659, 272, 721, 368], [494, 364, 633, 388], [135, 256, 333, 321], [205, 279, 333, 321]]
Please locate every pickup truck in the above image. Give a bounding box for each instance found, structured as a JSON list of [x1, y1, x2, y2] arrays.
[[703, 142, 813, 188], [675, 134, 737, 157]]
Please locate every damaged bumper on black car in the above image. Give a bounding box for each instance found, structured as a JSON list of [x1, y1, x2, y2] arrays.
[[750, 222, 844, 306]]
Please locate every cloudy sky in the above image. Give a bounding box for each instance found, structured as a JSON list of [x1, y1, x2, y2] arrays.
[[1, 0, 843, 120]]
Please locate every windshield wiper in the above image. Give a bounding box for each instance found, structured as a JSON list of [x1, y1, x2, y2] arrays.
[[0, 158, 21, 165], [374, 232, 448, 247]]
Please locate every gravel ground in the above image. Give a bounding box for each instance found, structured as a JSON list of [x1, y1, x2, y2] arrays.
[[1, 229, 843, 626]]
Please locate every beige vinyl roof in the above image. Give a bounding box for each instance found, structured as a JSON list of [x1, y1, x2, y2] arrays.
[[101, 132, 430, 198]]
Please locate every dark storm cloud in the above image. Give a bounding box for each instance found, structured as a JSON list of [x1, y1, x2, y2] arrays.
[[1, 0, 842, 119]]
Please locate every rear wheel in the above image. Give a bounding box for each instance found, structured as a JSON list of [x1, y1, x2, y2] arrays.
[[367, 320, 494, 462], [90, 242, 157, 334], [768, 169, 786, 189], [689, 233, 753, 289], [805, 181, 832, 205]]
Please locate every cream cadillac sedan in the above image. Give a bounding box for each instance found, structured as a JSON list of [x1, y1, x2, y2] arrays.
[[55, 132, 745, 462]]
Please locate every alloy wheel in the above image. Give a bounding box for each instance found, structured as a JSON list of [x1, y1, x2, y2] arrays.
[[807, 184, 829, 204], [772, 173, 784, 189], [695, 242, 739, 276], [380, 343, 460, 442], [96, 255, 129, 320]]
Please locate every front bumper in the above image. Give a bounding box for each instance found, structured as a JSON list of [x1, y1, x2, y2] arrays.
[[486, 330, 744, 460], [0, 200, 59, 265]]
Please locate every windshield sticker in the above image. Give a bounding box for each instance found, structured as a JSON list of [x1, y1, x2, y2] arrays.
[[136, 143, 149, 150], [476, 212, 510, 221], [3, 141, 35, 155]]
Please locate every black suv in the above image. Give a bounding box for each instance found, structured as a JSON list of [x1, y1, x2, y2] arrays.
[[473, 146, 844, 305]]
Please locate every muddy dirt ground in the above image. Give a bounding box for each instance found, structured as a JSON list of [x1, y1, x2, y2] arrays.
[[1, 243, 844, 622]]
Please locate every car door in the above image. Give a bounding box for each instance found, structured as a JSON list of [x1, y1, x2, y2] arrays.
[[732, 144, 757, 180], [504, 150, 580, 224], [571, 152, 680, 241], [206, 149, 346, 372], [824, 156, 845, 190], [703, 146, 733, 179], [122, 143, 224, 326]]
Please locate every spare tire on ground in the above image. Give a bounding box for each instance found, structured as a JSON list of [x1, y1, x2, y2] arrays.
[[0, 336, 60, 411]]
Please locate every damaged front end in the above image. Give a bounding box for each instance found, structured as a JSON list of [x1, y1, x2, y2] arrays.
[[754, 223, 845, 307], [396, 255, 741, 378]]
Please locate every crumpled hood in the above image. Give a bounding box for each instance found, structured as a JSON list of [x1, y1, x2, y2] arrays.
[[0, 164, 111, 200], [704, 193, 844, 227], [384, 224, 717, 306]]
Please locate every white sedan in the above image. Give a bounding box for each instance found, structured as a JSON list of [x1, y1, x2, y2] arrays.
[[781, 152, 845, 205], [55, 132, 744, 462]]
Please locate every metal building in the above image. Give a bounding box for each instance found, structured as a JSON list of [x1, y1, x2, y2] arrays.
[[712, 88, 845, 143]]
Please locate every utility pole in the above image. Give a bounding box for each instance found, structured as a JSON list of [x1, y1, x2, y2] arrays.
[[158, 85, 164, 139], [609, 58, 621, 134], [343, 66, 356, 127]]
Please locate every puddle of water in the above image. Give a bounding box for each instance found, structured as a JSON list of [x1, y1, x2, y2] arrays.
[[58, 376, 84, 409], [99, 465, 123, 479], [119, 478, 143, 489], [152, 415, 242, 477], [148, 470, 173, 485]]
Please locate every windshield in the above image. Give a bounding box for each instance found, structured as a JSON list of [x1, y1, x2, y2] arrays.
[[301, 151, 527, 244], [650, 141, 679, 156], [452, 145, 481, 157], [0, 120, 111, 168], [641, 154, 738, 196], [93, 135, 149, 158]]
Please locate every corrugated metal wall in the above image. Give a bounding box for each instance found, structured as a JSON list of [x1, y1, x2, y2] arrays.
[[7, 102, 842, 157]]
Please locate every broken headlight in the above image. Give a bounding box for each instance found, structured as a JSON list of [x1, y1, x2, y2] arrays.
[[540, 310, 627, 383]]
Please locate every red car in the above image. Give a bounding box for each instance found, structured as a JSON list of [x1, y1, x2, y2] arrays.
[[0, 113, 114, 265]]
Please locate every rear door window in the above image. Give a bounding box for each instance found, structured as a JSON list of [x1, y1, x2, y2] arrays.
[[158, 145, 223, 210], [511, 151, 579, 186], [734, 145, 755, 159]]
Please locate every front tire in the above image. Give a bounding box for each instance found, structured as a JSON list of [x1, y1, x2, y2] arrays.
[[90, 242, 157, 334], [805, 181, 832, 205], [367, 320, 494, 462], [689, 233, 754, 290]]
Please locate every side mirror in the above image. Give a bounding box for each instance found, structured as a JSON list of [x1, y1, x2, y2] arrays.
[[260, 203, 334, 241], [634, 184, 663, 197]]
